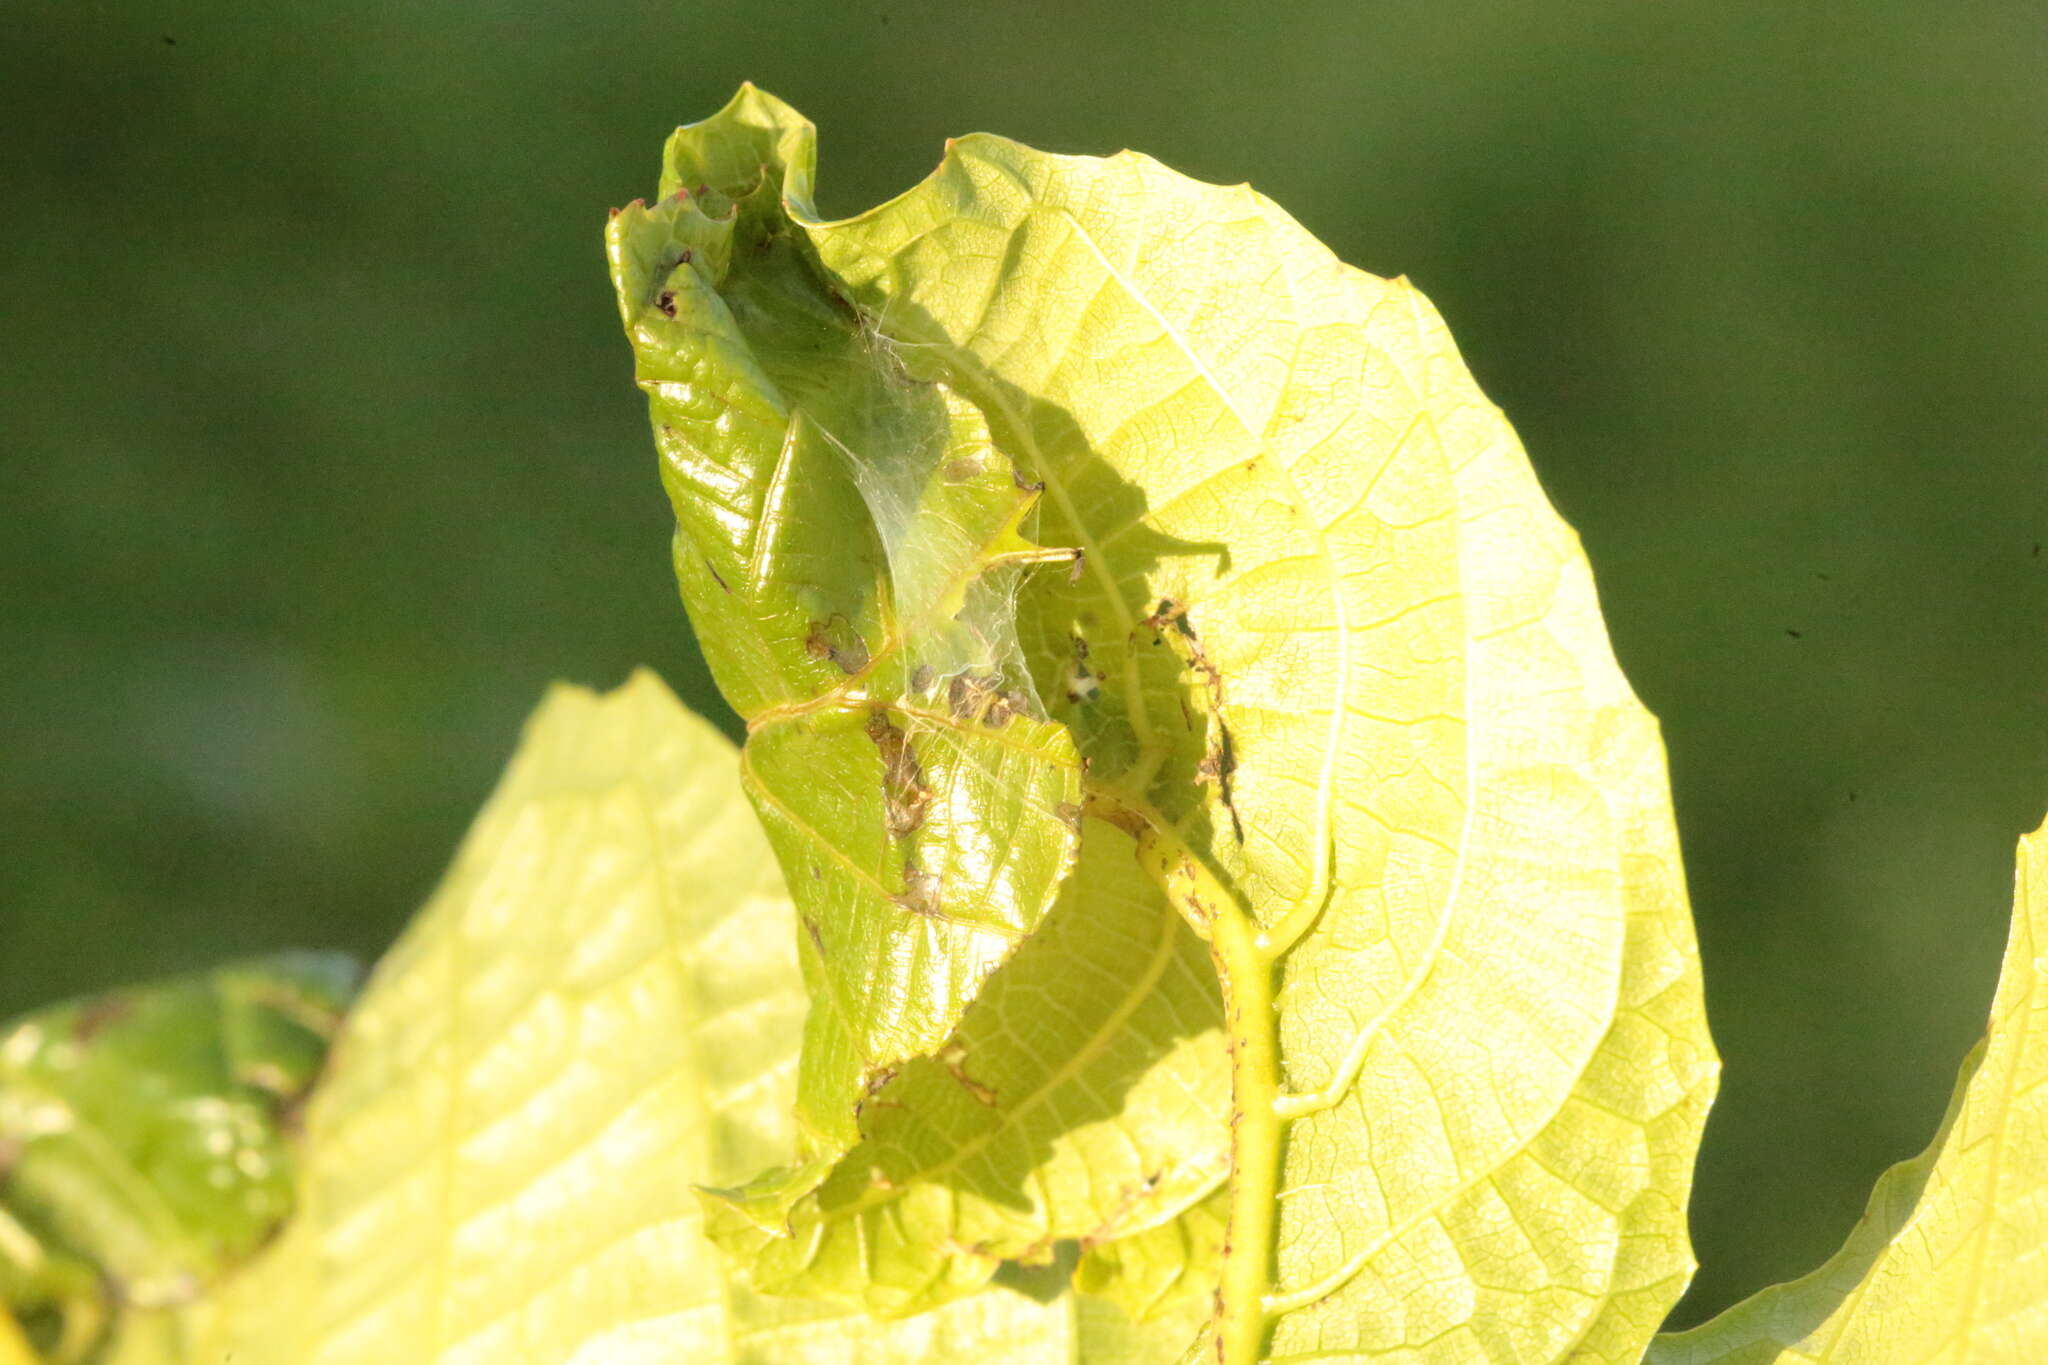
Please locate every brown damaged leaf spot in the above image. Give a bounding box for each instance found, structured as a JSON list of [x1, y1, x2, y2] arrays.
[[1161, 603, 1246, 845], [1054, 800, 1084, 833], [946, 672, 993, 720], [1158, 852, 1216, 932], [804, 614, 871, 674], [866, 712, 932, 838], [855, 1064, 905, 1123], [1063, 635, 1102, 705], [1140, 596, 1185, 635], [945, 672, 1032, 728], [892, 863, 943, 918], [937, 1040, 999, 1107], [1184, 617, 1246, 845], [1086, 793, 1151, 840], [942, 456, 986, 482]]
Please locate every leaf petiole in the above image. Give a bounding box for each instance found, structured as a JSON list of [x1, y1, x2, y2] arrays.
[[1097, 791, 1283, 1363]]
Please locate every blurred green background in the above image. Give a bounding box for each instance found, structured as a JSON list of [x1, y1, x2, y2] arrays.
[[4, 0, 2045, 1330]]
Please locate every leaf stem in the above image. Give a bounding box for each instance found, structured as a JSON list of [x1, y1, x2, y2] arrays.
[[1093, 790, 1284, 1361], [1209, 902, 1281, 1364]]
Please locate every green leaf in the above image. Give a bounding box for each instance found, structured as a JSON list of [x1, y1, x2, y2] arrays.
[[1649, 818, 2048, 1365], [0, 952, 355, 1362], [186, 671, 1186, 1364], [701, 814, 1229, 1318], [696, 88, 1721, 1360], [607, 92, 1083, 1152]]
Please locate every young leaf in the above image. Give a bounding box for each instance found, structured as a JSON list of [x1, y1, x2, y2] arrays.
[[608, 120, 1083, 1153], [691, 86, 1719, 1360], [1649, 817, 2048, 1365], [0, 952, 355, 1362], [188, 672, 1186, 1364]]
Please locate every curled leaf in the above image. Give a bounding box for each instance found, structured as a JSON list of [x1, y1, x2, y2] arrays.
[[608, 103, 1083, 1151], [0, 953, 355, 1362]]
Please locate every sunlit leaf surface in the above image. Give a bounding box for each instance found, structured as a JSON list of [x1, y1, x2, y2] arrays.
[[103, 84, 1728, 1365], [1649, 819, 2048, 1365]]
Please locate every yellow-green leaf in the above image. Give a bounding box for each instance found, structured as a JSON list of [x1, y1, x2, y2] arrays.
[[1649, 817, 2048, 1365], [194, 671, 808, 1360], [710, 86, 1719, 1360]]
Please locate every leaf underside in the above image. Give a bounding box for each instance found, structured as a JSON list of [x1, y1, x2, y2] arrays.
[[607, 87, 1718, 1360], [1649, 821, 2048, 1365]]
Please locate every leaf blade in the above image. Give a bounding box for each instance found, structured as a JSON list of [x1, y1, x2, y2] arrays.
[[776, 122, 1719, 1360], [1649, 819, 2048, 1365], [196, 672, 808, 1361]]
